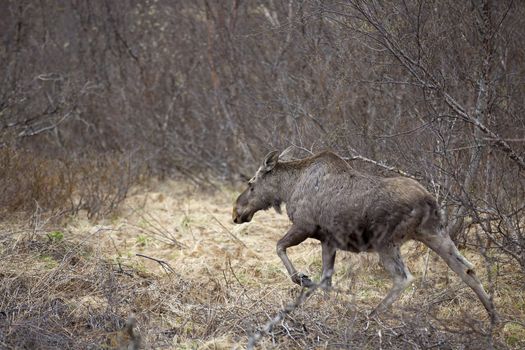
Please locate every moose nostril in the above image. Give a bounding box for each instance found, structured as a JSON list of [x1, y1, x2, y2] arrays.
[[233, 217, 239, 224]]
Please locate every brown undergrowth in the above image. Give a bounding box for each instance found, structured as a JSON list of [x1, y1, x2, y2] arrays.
[[0, 181, 523, 349], [0, 147, 143, 221]]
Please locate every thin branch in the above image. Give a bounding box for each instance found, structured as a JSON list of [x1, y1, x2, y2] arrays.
[[342, 154, 420, 180], [207, 211, 248, 248], [135, 253, 175, 274], [443, 93, 525, 171]]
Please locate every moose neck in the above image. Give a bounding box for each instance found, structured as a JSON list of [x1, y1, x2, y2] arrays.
[[270, 161, 304, 203], [269, 152, 358, 204]]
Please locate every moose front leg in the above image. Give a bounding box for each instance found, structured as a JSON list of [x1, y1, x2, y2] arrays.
[[276, 226, 314, 287]]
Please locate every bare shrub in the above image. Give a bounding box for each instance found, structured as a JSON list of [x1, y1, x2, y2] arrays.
[[0, 147, 144, 220], [72, 152, 145, 220], [0, 147, 73, 217]]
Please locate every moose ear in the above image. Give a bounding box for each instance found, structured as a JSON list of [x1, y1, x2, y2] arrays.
[[262, 151, 280, 173]]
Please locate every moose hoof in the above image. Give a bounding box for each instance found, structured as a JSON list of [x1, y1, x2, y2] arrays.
[[293, 273, 313, 287], [320, 279, 332, 291]]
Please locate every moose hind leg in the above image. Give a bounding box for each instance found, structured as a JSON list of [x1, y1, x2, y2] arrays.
[[421, 234, 496, 321], [320, 241, 336, 289], [371, 245, 414, 315]]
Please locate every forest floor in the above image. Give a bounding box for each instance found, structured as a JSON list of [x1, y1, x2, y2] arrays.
[[1, 180, 524, 349]]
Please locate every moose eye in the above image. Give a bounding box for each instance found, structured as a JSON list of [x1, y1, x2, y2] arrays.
[[249, 186, 254, 192]]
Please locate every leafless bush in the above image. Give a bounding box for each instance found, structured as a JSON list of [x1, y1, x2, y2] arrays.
[[0, 147, 73, 217], [72, 153, 145, 220], [0, 147, 144, 220]]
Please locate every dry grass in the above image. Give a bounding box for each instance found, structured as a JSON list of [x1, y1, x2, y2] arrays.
[[1, 180, 524, 349]]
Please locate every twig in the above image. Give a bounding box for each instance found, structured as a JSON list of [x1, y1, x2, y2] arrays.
[[207, 211, 248, 248], [135, 253, 175, 274], [227, 257, 246, 289]]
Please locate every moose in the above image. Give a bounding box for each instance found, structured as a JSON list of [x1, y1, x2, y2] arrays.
[[232, 150, 496, 319]]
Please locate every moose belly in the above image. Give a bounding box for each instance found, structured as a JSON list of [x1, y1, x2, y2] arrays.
[[330, 229, 378, 253], [322, 215, 411, 253]]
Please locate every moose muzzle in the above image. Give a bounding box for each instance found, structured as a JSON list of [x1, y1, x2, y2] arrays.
[[232, 207, 254, 224], [232, 207, 241, 224]]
